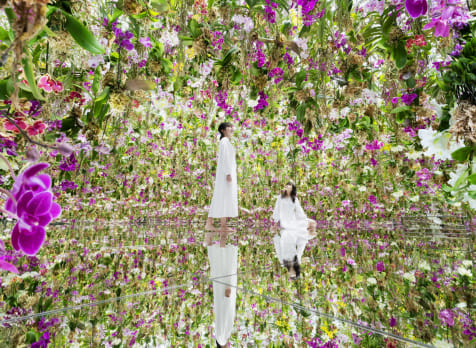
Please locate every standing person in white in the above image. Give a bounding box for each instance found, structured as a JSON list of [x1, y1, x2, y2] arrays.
[[207, 244, 238, 347], [272, 181, 316, 279], [205, 122, 238, 235]]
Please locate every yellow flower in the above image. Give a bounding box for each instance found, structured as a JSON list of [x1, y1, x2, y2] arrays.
[[185, 47, 196, 60], [381, 144, 391, 152]]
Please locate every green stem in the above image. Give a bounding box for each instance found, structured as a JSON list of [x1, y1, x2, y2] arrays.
[[0, 153, 15, 179]]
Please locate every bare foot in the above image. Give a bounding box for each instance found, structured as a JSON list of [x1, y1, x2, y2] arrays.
[[219, 232, 227, 248], [219, 226, 235, 233], [225, 287, 231, 297], [205, 232, 213, 246], [205, 223, 217, 231]]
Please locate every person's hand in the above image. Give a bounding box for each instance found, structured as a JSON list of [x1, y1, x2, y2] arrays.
[[226, 174, 232, 182]]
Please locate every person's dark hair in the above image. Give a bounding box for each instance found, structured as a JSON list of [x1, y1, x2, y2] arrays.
[[218, 122, 233, 140], [281, 181, 297, 203], [283, 255, 300, 279]]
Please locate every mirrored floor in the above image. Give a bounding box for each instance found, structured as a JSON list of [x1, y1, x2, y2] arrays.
[[0, 217, 474, 347]]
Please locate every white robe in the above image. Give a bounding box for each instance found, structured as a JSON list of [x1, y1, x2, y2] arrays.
[[208, 137, 238, 218], [208, 245, 238, 346], [272, 195, 313, 263]]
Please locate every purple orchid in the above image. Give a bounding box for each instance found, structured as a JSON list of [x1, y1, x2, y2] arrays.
[[0, 240, 18, 273], [405, 0, 428, 18], [423, 0, 471, 37], [4, 163, 61, 256]]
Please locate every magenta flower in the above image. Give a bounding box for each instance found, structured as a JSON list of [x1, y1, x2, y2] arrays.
[[368, 195, 378, 205], [5, 163, 61, 256], [423, 18, 450, 37], [401, 93, 417, 105], [376, 261, 385, 272], [389, 317, 397, 327], [405, 0, 428, 18], [439, 309, 455, 327]]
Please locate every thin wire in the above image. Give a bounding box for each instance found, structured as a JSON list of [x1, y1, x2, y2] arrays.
[[211, 278, 437, 348], [0, 271, 243, 326]]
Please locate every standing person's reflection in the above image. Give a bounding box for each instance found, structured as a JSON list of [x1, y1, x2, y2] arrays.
[[207, 244, 238, 347], [205, 122, 238, 236], [271, 181, 316, 280]]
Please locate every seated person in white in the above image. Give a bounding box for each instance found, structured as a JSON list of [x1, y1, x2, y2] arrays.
[[271, 181, 316, 279]]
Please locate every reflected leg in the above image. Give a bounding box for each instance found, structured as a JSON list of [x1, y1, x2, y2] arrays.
[[205, 217, 217, 231]]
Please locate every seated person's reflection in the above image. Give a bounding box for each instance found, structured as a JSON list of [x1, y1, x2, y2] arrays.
[[271, 181, 316, 280], [207, 244, 238, 347]]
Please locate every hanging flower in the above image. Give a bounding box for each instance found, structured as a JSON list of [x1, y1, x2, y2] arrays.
[[405, 0, 428, 19], [5, 163, 61, 256]]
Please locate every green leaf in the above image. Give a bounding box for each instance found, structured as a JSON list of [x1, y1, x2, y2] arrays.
[[25, 331, 38, 344], [161, 58, 173, 74], [295, 70, 307, 89], [150, 0, 169, 12], [467, 173, 476, 185], [0, 27, 10, 43], [92, 68, 101, 95], [390, 105, 411, 113], [405, 76, 416, 88], [0, 79, 14, 100], [95, 86, 110, 103], [451, 146, 472, 162], [274, 0, 289, 12], [392, 42, 407, 69], [109, 9, 123, 23], [188, 19, 201, 39], [296, 103, 307, 122], [21, 52, 45, 101], [62, 11, 105, 54], [231, 68, 242, 85], [4, 8, 15, 26]]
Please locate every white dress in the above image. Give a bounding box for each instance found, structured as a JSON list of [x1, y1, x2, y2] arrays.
[[208, 137, 238, 218], [272, 195, 313, 263], [208, 245, 238, 346]]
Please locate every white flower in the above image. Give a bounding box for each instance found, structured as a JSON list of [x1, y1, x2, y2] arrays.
[[247, 98, 258, 108], [418, 128, 465, 161], [159, 30, 180, 49], [392, 190, 403, 199], [231, 14, 254, 33], [456, 302, 467, 308], [403, 272, 416, 282], [406, 150, 424, 160], [409, 195, 419, 202], [457, 266, 472, 277], [390, 145, 404, 152], [462, 260, 472, 267], [367, 277, 377, 285], [418, 260, 431, 271], [432, 339, 455, 348], [358, 186, 367, 192]]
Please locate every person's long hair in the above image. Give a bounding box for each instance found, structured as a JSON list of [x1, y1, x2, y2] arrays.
[[218, 122, 232, 140], [281, 181, 297, 203], [284, 255, 301, 279]]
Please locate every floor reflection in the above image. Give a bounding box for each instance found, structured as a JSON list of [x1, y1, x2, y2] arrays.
[[207, 244, 238, 348]]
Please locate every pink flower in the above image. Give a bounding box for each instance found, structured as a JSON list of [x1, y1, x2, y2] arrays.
[[52, 81, 63, 93], [38, 75, 54, 93], [26, 120, 46, 136]]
